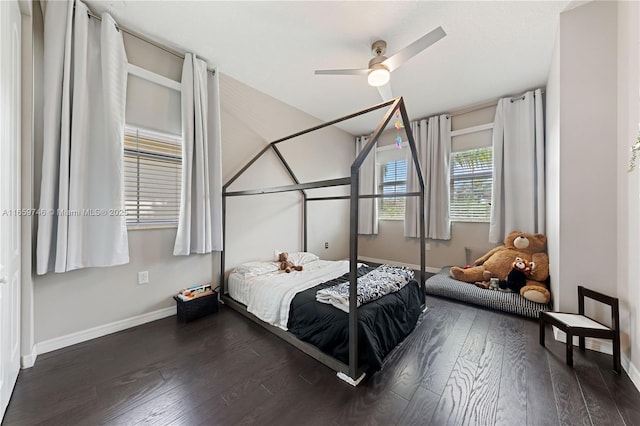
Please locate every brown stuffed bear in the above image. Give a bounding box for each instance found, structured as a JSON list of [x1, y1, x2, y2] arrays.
[[278, 252, 303, 273], [450, 231, 550, 304]]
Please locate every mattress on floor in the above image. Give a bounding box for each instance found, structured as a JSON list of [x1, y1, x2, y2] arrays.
[[425, 267, 551, 319]]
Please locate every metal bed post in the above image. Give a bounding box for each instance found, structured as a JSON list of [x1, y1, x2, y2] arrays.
[[419, 190, 426, 294], [303, 196, 308, 252], [345, 97, 403, 379], [348, 169, 359, 379], [399, 102, 427, 293], [220, 191, 227, 296]]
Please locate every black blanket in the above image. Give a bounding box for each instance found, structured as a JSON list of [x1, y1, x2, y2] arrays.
[[287, 266, 424, 373]]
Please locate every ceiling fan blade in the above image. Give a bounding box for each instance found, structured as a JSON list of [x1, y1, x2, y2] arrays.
[[383, 26, 446, 72], [314, 68, 369, 76], [377, 82, 393, 102]]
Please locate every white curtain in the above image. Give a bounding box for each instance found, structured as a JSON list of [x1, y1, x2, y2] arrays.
[[404, 116, 451, 240], [36, 1, 129, 274], [489, 88, 545, 243], [355, 136, 378, 235], [173, 53, 223, 255]]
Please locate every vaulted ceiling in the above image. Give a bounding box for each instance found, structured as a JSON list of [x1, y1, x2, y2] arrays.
[[86, 0, 575, 134]]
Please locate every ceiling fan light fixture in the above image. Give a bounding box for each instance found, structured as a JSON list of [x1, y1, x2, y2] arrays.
[[367, 64, 390, 87]]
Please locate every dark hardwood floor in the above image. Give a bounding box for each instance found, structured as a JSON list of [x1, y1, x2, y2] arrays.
[[5, 295, 640, 426]]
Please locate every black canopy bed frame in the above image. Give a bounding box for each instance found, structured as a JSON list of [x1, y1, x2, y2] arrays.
[[219, 97, 426, 384]]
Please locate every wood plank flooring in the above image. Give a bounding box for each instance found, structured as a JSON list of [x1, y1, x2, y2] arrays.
[[4, 295, 640, 425]]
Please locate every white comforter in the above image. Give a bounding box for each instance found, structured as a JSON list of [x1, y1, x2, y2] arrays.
[[228, 260, 356, 330]]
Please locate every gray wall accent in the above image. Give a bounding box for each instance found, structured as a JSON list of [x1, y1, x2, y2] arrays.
[[32, 25, 353, 344], [358, 106, 498, 269]]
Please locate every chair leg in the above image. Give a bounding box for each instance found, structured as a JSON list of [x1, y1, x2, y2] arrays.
[[566, 333, 573, 367], [613, 334, 621, 374], [539, 316, 546, 347]]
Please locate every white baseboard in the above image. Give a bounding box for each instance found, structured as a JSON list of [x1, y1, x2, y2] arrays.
[[26, 306, 176, 367], [358, 256, 441, 274], [20, 344, 37, 369], [622, 353, 640, 392], [552, 327, 640, 392]]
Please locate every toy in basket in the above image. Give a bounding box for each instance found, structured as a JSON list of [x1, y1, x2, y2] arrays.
[[174, 284, 218, 322], [177, 283, 213, 301]]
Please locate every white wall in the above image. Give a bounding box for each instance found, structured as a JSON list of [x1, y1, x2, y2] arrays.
[[220, 74, 353, 274], [548, 1, 618, 314], [616, 0, 640, 377], [31, 25, 212, 345], [546, 28, 561, 309], [547, 0, 640, 384]]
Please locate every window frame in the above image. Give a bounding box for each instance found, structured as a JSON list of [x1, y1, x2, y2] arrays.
[[377, 145, 408, 221], [449, 146, 493, 223], [124, 125, 183, 230]]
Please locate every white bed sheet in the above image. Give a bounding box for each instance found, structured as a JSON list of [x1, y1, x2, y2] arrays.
[[228, 259, 357, 330]]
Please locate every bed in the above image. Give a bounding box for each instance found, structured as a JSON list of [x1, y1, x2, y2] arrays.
[[425, 267, 551, 318], [221, 97, 427, 383], [227, 257, 424, 373]]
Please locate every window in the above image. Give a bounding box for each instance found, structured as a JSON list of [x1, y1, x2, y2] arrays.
[[124, 126, 182, 227], [450, 147, 493, 222], [378, 158, 407, 220]]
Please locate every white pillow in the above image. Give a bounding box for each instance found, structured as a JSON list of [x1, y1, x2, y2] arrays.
[[233, 261, 280, 277], [273, 250, 319, 265], [287, 252, 319, 265]]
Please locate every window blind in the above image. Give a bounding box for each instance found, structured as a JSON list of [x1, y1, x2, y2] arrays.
[[450, 147, 493, 222], [124, 126, 182, 227], [379, 159, 407, 220]]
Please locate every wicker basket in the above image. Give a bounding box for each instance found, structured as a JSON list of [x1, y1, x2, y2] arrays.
[[174, 291, 218, 322]]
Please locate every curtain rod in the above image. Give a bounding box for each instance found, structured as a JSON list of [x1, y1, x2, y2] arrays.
[[84, 7, 216, 74], [448, 99, 498, 118], [415, 89, 546, 125]]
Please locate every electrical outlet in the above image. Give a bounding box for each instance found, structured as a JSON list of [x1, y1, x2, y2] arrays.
[[138, 271, 149, 285], [426, 243, 431, 251], [324, 242, 329, 249]]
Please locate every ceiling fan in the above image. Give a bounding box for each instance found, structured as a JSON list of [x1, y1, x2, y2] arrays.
[[314, 26, 446, 101]]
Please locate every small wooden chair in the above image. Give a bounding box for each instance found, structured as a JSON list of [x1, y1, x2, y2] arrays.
[[539, 285, 620, 373]]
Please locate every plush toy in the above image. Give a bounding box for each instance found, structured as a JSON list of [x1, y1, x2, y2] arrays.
[[278, 252, 303, 273], [474, 270, 493, 289], [498, 257, 534, 293], [450, 231, 551, 304]]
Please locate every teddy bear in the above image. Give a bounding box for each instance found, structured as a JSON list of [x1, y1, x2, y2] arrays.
[[450, 231, 551, 304], [278, 251, 303, 273], [498, 257, 535, 293]]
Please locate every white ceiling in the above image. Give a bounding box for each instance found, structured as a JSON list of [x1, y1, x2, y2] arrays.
[[86, 0, 574, 135]]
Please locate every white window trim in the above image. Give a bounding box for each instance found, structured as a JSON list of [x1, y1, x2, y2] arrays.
[[124, 62, 182, 230], [127, 63, 181, 92], [449, 122, 494, 223], [450, 147, 493, 223], [451, 123, 493, 137]]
